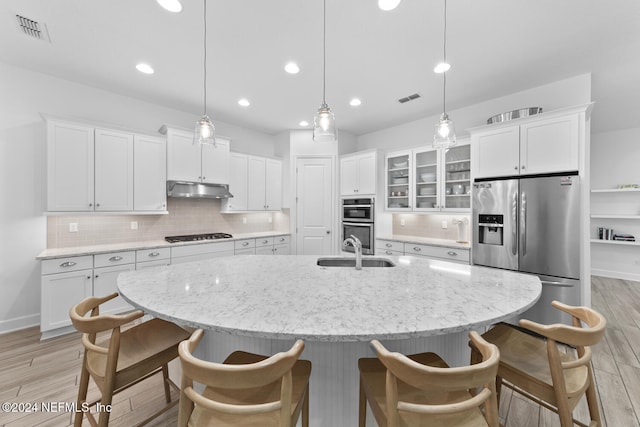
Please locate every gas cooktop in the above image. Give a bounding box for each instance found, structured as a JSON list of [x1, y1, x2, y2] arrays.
[[164, 233, 233, 243]]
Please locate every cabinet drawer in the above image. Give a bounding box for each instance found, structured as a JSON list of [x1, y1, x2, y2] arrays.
[[42, 255, 93, 275], [378, 248, 403, 256], [376, 239, 403, 252], [255, 237, 274, 247], [136, 247, 170, 263], [235, 239, 256, 250], [171, 241, 235, 258], [404, 243, 470, 263], [94, 251, 136, 268], [235, 248, 256, 255], [274, 235, 290, 245]]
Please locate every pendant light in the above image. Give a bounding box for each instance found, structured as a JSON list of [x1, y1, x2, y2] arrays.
[[194, 0, 216, 146], [313, 0, 337, 142], [433, 0, 456, 148]]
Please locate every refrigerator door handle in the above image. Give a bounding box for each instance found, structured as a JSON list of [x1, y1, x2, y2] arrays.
[[511, 190, 518, 256], [521, 191, 527, 256]]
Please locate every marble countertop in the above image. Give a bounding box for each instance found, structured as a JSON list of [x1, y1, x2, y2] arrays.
[[117, 255, 541, 342], [376, 235, 471, 249], [36, 231, 290, 260]]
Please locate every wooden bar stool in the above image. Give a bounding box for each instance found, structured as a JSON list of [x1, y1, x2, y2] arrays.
[[178, 329, 312, 427], [69, 292, 191, 427], [473, 301, 606, 427], [358, 331, 500, 427]]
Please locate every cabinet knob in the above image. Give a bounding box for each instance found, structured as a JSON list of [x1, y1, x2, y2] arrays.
[[109, 256, 123, 262], [385, 250, 393, 255], [89, 203, 93, 207], [262, 240, 269, 244], [521, 165, 526, 170], [514, 166, 518, 170], [96, 203, 100, 207], [385, 243, 392, 247], [447, 251, 458, 256], [242, 242, 249, 246], [87, 275, 91, 279], [202, 176, 206, 180], [413, 247, 421, 252], [95, 274, 99, 278]]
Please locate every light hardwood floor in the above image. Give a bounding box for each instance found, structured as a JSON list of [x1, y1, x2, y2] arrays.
[[0, 276, 638, 427]]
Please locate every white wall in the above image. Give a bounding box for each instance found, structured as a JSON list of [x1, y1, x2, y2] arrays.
[[0, 61, 277, 333], [358, 73, 592, 152], [590, 127, 640, 280]]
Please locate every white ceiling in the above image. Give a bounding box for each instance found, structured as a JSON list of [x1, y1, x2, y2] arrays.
[[1, 0, 639, 136]]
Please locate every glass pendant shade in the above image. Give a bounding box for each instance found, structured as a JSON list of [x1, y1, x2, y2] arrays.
[[433, 113, 456, 148], [194, 114, 216, 146], [313, 103, 337, 142]]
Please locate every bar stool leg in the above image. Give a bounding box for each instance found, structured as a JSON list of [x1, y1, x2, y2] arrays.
[[74, 354, 91, 427], [162, 364, 171, 404]]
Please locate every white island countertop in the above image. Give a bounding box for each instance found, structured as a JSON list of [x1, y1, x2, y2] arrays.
[[117, 254, 541, 342]]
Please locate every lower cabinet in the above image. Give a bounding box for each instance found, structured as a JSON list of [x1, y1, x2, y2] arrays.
[[93, 264, 135, 315], [41, 266, 93, 334], [375, 239, 469, 264]]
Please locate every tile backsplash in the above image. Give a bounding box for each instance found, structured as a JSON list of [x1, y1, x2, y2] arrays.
[[391, 213, 471, 242], [47, 198, 290, 248]]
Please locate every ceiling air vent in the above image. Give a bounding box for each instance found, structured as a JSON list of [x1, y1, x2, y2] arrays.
[[398, 93, 421, 104], [16, 14, 50, 42]]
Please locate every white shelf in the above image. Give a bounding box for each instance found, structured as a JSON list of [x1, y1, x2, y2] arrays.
[[591, 188, 640, 193], [591, 214, 640, 219], [590, 239, 639, 246]]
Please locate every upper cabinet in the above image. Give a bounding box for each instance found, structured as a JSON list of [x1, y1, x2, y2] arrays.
[[165, 127, 230, 184], [221, 154, 282, 212], [340, 150, 377, 196], [385, 140, 470, 213], [46, 118, 167, 213], [470, 105, 589, 179]]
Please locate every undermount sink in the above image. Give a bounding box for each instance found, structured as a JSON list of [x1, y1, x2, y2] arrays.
[[316, 257, 396, 268]]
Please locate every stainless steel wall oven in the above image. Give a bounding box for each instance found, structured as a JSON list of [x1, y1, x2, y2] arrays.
[[342, 198, 375, 255]]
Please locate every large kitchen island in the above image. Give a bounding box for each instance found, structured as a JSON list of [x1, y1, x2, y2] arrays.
[[118, 254, 541, 426]]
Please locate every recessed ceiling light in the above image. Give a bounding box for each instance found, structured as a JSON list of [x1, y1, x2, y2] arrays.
[[135, 63, 155, 74], [284, 62, 300, 74], [157, 0, 182, 13], [299, 121, 309, 127], [434, 62, 451, 73], [349, 98, 362, 107], [378, 0, 401, 11], [238, 98, 250, 107]]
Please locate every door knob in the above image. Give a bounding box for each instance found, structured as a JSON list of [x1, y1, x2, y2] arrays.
[[326, 230, 331, 235]]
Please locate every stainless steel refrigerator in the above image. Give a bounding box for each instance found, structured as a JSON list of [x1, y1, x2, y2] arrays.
[[472, 173, 581, 324]]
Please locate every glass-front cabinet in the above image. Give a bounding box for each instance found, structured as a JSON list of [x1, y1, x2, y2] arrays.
[[385, 139, 470, 213], [385, 151, 411, 211], [442, 142, 471, 211]]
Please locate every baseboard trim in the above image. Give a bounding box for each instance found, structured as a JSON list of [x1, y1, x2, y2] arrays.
[[592, 269, 640, 282], [0, 314, 40, 335]]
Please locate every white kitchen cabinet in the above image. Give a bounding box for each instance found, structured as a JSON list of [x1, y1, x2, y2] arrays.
[[254, 235, 290, 255], [221, 153, 249, 212], [46, 120, 95, 212], [340, 150, 377, 196], [471, 109, 581, 179], [93, 264, 135, 314], [375, 239, 403, 256], [166, 127, 230, 184], [41, 255, 94, 337], [403, 243, 470, 263], [94, 129, 134, 211], [247, 156, 282, 211], [273, 235, 290, 255], [386, 141, 470, 213], [170, 241, 235, 264], [134, 135, 167, 211]]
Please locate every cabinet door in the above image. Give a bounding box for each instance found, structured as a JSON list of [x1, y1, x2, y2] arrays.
[[520, 114, 579, 174], [442, 142, 471, 211], [46, 121, 94, 212], [357, 152, 377, 195], [255, 245, 274, 255], [414, 148, 440, 211], [386, 151, 412, 210], [473, 126, 520, 178], [247, 156, 267, 210], [265, 159, 282, 210], [41, 269, 93, 331], [222, 153, 248, 211], [273, 243, 290, 255], [93, 264, 136, 315], [134, 135, 167, 211], [201, 137, 230, 184], [167, 128, 201, 182], [340, 156, 358, 196], [95, 129, 134, 211]]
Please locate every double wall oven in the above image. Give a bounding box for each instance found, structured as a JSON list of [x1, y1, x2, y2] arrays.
[[342, 197, 375, 255]]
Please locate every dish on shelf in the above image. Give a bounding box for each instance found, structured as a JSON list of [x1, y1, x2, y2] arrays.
[[452, 184, 465, 195], [392, 161, 408, 168], [420, 173, 436, 182], [392, 177, 408, 184], [419, 187, 436, 196], [389, 203, 408, 208]]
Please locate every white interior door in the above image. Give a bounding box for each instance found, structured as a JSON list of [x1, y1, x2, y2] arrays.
[[296, 157, 334, 255]]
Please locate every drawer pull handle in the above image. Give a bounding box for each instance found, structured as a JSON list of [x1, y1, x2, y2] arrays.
[[262, 240, 269, 244], [60, 261, 77, 268], [242, 242, 249, 246], [385, 243, 392, 247], [279, 238, 285, 242], [413, 247, 421, 252], [385, 250, 393, 255], [109, 256, 123, 262], [148, 252, 160, 257], [447, 251, 458, 256]]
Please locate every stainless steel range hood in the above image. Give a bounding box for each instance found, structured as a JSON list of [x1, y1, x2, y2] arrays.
[[166, 181, 234, 199]]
